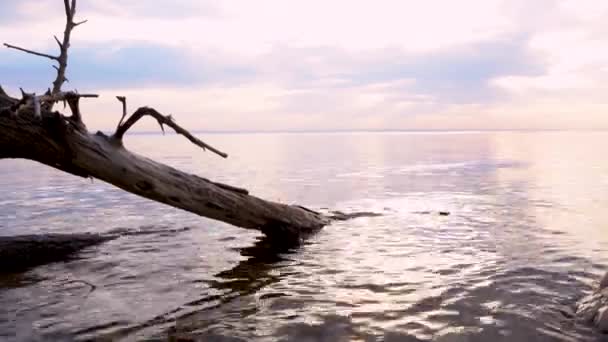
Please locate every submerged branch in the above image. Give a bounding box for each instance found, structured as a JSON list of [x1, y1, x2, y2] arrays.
[[0, 234, 115, 273]]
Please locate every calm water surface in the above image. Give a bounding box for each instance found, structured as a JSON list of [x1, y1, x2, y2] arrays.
[[1, 131, 608, 341]]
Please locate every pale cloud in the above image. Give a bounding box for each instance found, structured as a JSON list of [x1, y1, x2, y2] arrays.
[[488, 0, 608, 130], [1, 0, 607, 130], [80, 0, 221, 19]]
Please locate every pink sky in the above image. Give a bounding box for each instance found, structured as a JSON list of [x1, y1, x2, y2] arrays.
[[1, 0, 607, 131]]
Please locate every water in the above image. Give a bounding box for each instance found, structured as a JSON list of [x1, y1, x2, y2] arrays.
[[1, 131, 608, 341]]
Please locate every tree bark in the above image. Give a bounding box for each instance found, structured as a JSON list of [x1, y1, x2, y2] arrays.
[[0, 90, 330, 240]]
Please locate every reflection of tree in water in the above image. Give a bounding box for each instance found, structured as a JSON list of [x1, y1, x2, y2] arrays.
[[168, 235, 304, 339], [103, 234, 303, 341], [193, 258, 602, 341], [101, 234, 607, 341], [208, 235, 300, 298]]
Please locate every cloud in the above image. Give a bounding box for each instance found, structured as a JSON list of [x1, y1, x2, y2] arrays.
[[0, 1, 73, 23], [0, 0, 220, 21], [1, 0, 522, 55], [0, 42, 256, 90], [0, 33, 550, 130], [296, 35, 544, 104], [1, 0, 607, 130], [232, 34, 546, 128], [68, 42, 255, 89], [2, 33, 544, 97], [80, 0, 221, 19], [0, 2, 15, 21]]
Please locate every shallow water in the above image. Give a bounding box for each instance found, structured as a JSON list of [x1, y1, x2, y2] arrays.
[[1, 131, 608, 341]]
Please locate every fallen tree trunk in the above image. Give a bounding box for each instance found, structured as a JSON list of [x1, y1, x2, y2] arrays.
[[0, 89, 329, 239]]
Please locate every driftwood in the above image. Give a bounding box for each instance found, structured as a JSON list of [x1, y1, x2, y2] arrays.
[[0, 93, 330, 239], [0, 0, 368, 252]]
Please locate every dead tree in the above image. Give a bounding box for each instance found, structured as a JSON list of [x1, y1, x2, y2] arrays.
[[0, 0, 364, 247]]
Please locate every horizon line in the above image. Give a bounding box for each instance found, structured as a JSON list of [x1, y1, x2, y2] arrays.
[[98, 128, 608, 135]]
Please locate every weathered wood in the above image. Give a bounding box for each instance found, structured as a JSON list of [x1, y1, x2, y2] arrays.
[[112, 104, 228, 159], [0, 98, 330, 239]]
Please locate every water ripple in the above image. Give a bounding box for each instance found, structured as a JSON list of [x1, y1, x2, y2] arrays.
[[1, 132, 608, 341]]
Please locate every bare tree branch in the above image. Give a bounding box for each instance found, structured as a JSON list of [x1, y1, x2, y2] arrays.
[[64, 94, 82, 124], [54, 35, 63, 49], [52, 0, 85, 95], [116, 96, 127, 130], [43, 91, 99, 101], [113, 107, 229, 158], [3, 0, 85, 97], [9, 90, 97, 121], [64, 0, 72, 19], [3, 43, 58, 61]]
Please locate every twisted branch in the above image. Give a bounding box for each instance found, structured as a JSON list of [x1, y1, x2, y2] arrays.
[[112, 103, 228, 158]]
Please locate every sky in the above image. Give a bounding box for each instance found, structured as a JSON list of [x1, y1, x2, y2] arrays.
[[1, 0, 607, 131]]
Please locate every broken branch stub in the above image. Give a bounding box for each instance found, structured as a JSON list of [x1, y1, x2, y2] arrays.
[[116, 96, 127, 129]]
